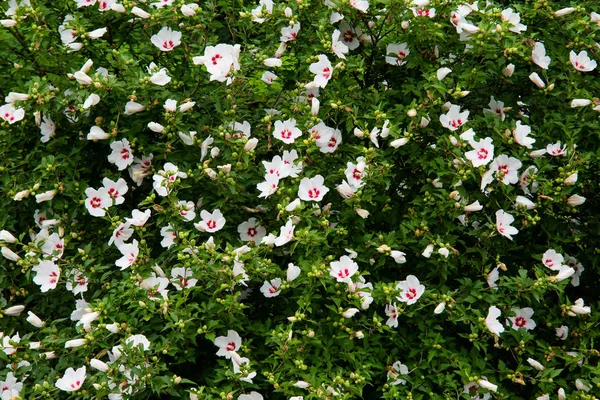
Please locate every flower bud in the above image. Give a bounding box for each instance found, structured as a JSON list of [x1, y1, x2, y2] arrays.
[[515, 195, 535, 210], [528, 72, 546, 88], [342, 308, 360, 318], [503, 63, 515, 77], [477, 379, 498, 392], [566, 194, 586, 206], [422, 244, 434, 258], [13, 190, 30, 201], [390, 138, 409, 148], [0, 230, 17, 243], [526, 357, 545, 371], [1, 247, 20, 262], [4, 305, 25, 316], [26, 311, 45, 328], [65, 338, 87, 348], [564, 172, 578, 185], [434, 302, 446, 314], [571, 99, 591, 108], [90, 359, 109, 372]]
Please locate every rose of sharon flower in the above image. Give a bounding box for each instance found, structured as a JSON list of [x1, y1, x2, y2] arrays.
[[273, 119, 302, 144], [215, 330, 241, 358], [440, 104, 469, 131], [509, 307, 536, 330], [193, 44, 241, 84], [298, 175, 329, 202], [32, 260, 61, 292], [532, 42, 551, 69], [465, 137, 494, 167], [385, 303, 399, 328], [84, 187, 111, 217], [329, 255, 359, 283], [485, 306, 505, 335], [115, 239, 139, 270], [396, 275, 425, 305], [385, 43, 410, 66], [495, 209, 518, 240], [542, 249, 563, 271], [309, 54, 333, 88], [570, 50, 597, 72], [238, 218, 266, 243], [260, 278, 282, 298], [107, 138, 134, 170], [150, 27, 181, 51], [195, 209, 226, 233], [55, 366, 86, 392]]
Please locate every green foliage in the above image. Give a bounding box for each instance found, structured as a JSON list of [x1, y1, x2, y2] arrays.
[[0, 0, 599, 399]]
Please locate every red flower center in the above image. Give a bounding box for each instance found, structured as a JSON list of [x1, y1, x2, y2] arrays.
[[207, 220, 217, 230], [281, 129, 292, 139], [308, 188, 320, 199]]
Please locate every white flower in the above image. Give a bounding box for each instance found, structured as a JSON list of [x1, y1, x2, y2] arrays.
[[387, 361, 409, 385], [171, 267, 198, 290], [309, 54, 333, 88], [194, 210, 226, 233], [483, 96, 506, 120], [161, 224, 177, 252], [385, 303, 398, 327], [90, 359, 109, 372], [115, 239, 139, 270], [195, 43, 241, 84], [495, 209, 519, 240], [103, 177, 128, 205], [508, 307, 536, 330], [215, 330, 241, 358], [298, 175, 329, 202], [55, 366, 86, 391], [436, 67, 452, 80], [504, 63, 515, 77], [151, 27, 182, 51], [350, 0, 369, 12], [396, 275, 425, 305], [390, 250, 406, 264], [385, 43, 410, 66], [261, 71, 277, 84], [84, 187, 111, 217], [465, 137, 494, 167], [532, 42, 551, 69], [273, 119, 302, 144], [485, 306, 505, 335], [256, 174, 279, 198], [555, 325, 569, 340], [513, 121, 535, 149], [107, 138, 134, 170], [0, 104, 25, 124], [280, 23, 301, 42], [434, 302, 446, 314], [287, 263, 301, 282], [541, 249, 563, 271], [238, 218, 266, 243], [260, 278, 282, 297], [502, 8, 527, 33], [569, 298, 591, 315], [36, 190, 57, 203], [39, 115, 56, 143], [65, 338, 87, 348], [331, 29, 349, 59], [546, 142, 567, 156], [439, 104, 469, 131], [329, 255, 359, 283]]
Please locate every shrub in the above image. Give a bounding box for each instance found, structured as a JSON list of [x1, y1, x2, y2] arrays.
[[0, 0, 599, 399]]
